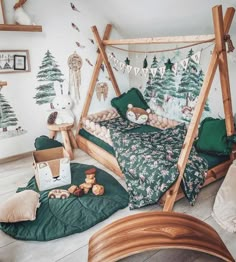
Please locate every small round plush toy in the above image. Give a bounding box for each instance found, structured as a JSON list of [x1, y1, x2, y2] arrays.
[[92, 184, 105, 196], [126, 104, 151, 124], [47, 83, 74, 125]]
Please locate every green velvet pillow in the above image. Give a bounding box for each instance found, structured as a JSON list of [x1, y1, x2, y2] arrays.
[[34, 135, 63, 151], [195, 117, 233, 155], [111, 87, 149, 119]]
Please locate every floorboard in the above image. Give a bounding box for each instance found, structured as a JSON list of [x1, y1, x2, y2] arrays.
[[0, 149, 235, 262]]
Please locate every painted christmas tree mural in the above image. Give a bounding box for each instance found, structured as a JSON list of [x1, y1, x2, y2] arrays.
[[178, 49, 210, 120], [143, 48, 211, 122], [0, 89, 26, 139], [198, 69, 210, 112], [178, 49, 200, 106], [144, 56, 165, 113], [34, 50, 64, 105], [162, 59, 177, 98]]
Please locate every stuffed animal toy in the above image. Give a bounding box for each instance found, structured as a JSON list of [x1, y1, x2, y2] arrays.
[[13, 0, 34, 25], [47, 83, 74, 125], [126, 104, 151, 124]]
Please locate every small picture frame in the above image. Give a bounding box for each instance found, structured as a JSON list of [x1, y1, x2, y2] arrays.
[[0, 50, 31, 73], [0, 0, 6, 24], [14, 55, 26, 70]]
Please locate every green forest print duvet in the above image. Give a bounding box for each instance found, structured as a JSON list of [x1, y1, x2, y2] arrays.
[[100, 117, 208, 209]]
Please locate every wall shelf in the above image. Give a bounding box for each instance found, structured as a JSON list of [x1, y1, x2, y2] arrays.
[[0, 24, 42, 32]]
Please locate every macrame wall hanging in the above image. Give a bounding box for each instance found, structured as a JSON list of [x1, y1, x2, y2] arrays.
[[68, 52, 83, 102], [96, 82, 109, 101]]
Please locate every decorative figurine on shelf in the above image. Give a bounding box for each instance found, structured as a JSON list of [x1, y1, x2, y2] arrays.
[[47, 82, 75, 125], [13, 0, 34, 25]]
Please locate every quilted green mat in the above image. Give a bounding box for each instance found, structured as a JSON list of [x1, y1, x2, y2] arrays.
[[0, 163, 129, 241]]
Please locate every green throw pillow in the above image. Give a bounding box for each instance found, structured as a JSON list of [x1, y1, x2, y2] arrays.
[[34, 135, 63, 151], [195, 117, 233, 155], [111, 87, 149, 119]]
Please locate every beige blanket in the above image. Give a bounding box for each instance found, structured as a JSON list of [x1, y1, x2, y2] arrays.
[[212, 160, 236, 233]]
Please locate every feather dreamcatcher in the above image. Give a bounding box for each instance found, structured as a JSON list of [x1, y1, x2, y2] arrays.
[[96, 82, 108, 101], [68, 52, 83, 102]]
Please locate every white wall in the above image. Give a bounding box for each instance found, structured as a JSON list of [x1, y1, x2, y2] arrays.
[[0, 0, 128, 159]]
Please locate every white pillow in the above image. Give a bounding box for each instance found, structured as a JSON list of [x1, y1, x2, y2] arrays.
[[0, 190, 40, 223]]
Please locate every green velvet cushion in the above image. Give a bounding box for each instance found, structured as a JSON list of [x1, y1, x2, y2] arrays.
[[34, 135, 63, 150], [111, 87, 149, 119], [195, 117, 233, 155], [0, 163, 129, 241]]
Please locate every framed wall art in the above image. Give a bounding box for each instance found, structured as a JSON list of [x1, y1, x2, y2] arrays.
[[0, 0, 6, 24], [0, 50, 31, 73], [14, 55, 26, 70]]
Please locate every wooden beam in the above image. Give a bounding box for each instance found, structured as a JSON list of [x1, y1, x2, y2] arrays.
[[88, 211, 234, 262], [103, 34, 215, 46], [0, 24, 42, 32], [78, 24, 112, 130], [213, 6, 235, 136], [92, 26, 121, 97], [163, 5, 234, 212]]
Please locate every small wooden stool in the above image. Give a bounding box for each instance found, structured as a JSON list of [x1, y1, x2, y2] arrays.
[[48, 123, 78, 160]]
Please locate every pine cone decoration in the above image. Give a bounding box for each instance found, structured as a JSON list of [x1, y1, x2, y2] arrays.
[[47, 112, 58, 125]]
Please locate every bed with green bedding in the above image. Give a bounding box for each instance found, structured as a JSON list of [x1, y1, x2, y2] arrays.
[[79, 128, 230, 169], [79, 117, 229, 209]]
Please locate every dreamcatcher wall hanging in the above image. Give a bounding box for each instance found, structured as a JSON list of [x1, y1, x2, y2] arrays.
[[96, 82, 109, 101], [68, 52, 83, 102]]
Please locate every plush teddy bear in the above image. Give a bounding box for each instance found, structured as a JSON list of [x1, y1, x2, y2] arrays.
[[126, 104, 151, 124], [47, 83, 74, 125]]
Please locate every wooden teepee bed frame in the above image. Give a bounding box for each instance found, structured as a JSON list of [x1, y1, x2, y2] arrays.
[[76, 5, 236, 212]]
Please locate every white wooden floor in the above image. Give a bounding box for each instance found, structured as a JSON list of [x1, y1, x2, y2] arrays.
[[0, 149, 235, 262]]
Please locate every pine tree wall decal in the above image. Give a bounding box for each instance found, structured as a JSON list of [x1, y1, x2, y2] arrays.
[[143, 48, 211, 122], [198, 69, 210, 112], [144, 56, 164, 106], [178, 49, 200, 107], [162, 59, 177, 99], [0, 92, 18, 132], [34, 50, 64, 105]]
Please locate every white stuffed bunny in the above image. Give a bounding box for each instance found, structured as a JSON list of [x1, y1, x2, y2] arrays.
[[13, 0, 34, 25], [47, 83, 74, 125]]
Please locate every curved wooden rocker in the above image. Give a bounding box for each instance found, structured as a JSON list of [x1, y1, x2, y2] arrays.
[[88, 211, 234, 262]]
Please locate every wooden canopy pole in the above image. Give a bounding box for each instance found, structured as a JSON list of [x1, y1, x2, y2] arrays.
[[92, 26, 121, 97], [215, 7, 235, 136], [78, 24, 113, 129], [103, 34, 215, 46], [163, 6, 235, 212]]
